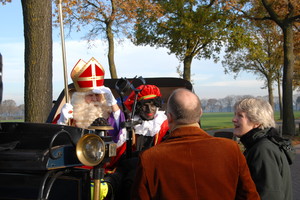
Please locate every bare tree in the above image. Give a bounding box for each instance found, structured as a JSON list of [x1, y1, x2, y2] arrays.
[[0, 99, 17, 120]]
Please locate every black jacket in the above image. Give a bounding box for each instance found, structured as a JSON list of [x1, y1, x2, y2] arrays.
[[240, 128, 293, 200]]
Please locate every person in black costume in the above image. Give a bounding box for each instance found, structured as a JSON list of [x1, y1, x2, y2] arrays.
[[102, 85, 169, 200]]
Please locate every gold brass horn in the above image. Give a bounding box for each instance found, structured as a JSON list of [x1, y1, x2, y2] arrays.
[[76, 134, 105, 166]]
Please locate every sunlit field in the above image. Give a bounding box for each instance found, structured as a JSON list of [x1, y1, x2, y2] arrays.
[[201, 111, 300, 131], [1, 111, 300, 132], [0, 119, 23, 122]]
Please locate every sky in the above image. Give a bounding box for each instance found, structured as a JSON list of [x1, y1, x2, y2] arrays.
[[0, 1, 276, 106]]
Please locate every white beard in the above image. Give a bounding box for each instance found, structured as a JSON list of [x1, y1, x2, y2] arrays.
[[71, 92, 111, 129]]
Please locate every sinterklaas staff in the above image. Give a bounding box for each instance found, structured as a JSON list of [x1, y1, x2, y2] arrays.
[[58, 0, 69, 104]]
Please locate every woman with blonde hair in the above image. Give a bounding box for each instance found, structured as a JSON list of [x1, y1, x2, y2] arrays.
[[232, 98, 293, 200]]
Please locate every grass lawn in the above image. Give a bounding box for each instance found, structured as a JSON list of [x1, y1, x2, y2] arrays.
[[201, 112, 234, 130], [2, 111, 300, 131], [1, 112, 300, 144], [201, 111, 300, 145], [201, 111, 300, 131], [0, 119, 24, 122]]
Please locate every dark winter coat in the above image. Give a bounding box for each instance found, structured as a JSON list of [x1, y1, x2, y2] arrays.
[[240, 128, 293, 200]]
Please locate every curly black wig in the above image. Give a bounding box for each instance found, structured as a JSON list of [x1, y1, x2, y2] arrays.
[[135, 97, 163, 115]]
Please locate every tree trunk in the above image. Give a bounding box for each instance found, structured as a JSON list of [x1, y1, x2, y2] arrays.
[[21, 0, 53, 123], [0, 53, 2, 103], [183, 55, 193, 81], [277, 76, 283, 120], [106, 21, 118, 79], [267, 76, 274, 109], [282, 24, 295, 135]]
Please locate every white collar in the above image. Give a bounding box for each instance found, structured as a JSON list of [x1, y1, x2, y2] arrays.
[[133, 110, 167, 136]]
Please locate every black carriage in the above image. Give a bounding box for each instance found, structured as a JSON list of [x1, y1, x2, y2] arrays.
[[0, 77, 193, 200]]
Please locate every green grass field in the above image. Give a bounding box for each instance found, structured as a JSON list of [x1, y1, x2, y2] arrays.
[[201, 111, 300, 131], [0, 119, 23, 122], [2, 111, 300, 132]]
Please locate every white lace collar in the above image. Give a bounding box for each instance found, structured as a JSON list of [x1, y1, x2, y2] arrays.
[[133, 110, 167, 137]]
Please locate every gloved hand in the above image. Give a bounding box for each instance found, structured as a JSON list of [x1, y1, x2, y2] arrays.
[[93, 86, 117, 106], [90, 180, 109, 200], [57, 103, 73, 125]]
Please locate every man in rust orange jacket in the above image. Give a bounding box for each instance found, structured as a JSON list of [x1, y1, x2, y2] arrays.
[[131, 88, 260, 200]]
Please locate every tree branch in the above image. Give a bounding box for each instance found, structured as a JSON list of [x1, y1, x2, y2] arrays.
[[231, 4, 272, 21], [206, 0, 216, 8], [290, 14, 300, 22], [287, 0, 295, 19], [260, 0, 283, 26], [86, 0, 108, 20]]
